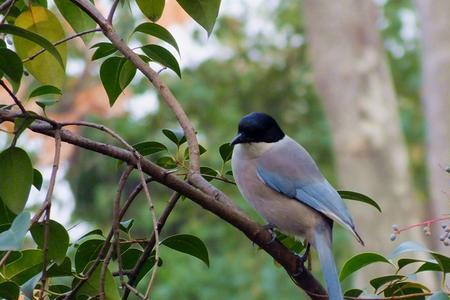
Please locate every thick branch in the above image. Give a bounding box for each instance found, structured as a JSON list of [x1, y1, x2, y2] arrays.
[[0, 111, 327, 299]]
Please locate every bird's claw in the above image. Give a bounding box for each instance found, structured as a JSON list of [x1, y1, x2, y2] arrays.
[[292, 243, 311, 276], [263, 223, 277, 244]]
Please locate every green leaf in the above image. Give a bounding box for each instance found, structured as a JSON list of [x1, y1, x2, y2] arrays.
[[340, 252, 392, 281], [430, 291, 450, 300], [0, 24, 64, 67], [100, 56, 136, 106], [54, 0, 96, 44], [161, 234, 209, 267], [416, 261, 441, 273], [0, 39, 6, 48], [397, 258, 431, 271], [77, 229, 104, 240], [0, 281, 20, 299], [141, 44, 181, 77], [0, 197, 17, 231], [30, 220, 69, 264], [133, 22, 179, 53], [47, 257, 72, 277], [122, 248, 154, 284], [2, 249, 43, 284], [219, 143, 233, 163], [91, 42, 117, 60], [14, 116, 34, 140], [176, 0, 221, 35], [133, 141, 167, 156], [119, 219, 134, 233], [75, 239, 107, 273], [343, 289, 363, 297], [12, 7, 67, 88], [383, 281, 429, 297], [28, 85, 61, 99], [32, 168, 43, 190], [48, 285, 71, 296], [431, 252, 450, 273], [370, 274, 405, 290], [36, 98, 58, 110], [0, 212, 30, 251], [0, 147, 33, 213], [162, 128, 186, 146], [338, 190, 381, 213], [184, 144, 206, 160], [136, 0, 165, 22], [0, 48, 23, 91], [77, 262, 121, 300], [200, 166, 218, 182], [156, 156, 177, 169]]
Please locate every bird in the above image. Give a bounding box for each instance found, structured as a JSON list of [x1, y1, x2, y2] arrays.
[[231, 112, 364, 300]]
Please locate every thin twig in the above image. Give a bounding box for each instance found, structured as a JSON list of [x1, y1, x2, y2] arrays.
[[123, 282, 146, 300], [123, 191, 181, 300], [0, 0, 16, 25], [99, 166, 132, 300], [107, 0, 120, 24], [22, 28, 101, 63], [0, 0, 14, 12], [38, 129, 61, 299], [0, 80, 27, 114], [60, 121, 135, 152], [134, 159, 160, 298]]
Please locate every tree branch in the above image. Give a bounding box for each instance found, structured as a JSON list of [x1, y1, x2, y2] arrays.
[[123, 191, 182, 300], [68, 0, 224, 201], [0, 110, 327, 299]]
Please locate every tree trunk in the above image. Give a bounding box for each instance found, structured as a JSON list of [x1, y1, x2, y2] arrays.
[[303, 0, 427, 286], [416, 0, 450, 254]]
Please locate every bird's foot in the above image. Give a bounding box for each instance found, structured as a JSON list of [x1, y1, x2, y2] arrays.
[[263, 223, 277, 244], [292, 243, 311, 276]]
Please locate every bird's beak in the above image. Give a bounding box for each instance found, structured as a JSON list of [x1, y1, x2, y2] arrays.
[[230, 133, 244, 146]]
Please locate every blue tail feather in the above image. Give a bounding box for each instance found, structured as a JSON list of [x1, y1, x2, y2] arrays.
[[314, 227, 343, 300]]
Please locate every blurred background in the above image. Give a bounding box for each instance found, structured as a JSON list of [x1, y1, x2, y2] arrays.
[[1, 0, 449, 298]]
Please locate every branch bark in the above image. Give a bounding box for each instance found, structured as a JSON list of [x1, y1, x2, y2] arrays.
[[0, 110, 327, 299]]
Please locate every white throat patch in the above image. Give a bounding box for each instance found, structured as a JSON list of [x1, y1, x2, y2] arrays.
[[238, 136, 287, 158]]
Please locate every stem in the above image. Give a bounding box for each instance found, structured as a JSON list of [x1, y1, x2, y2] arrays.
[[22, 28, 101, 63], [107, 0, 120, 24], [122, 192, 181, 300], [0, 80, 27, 114], [397, 216, 450, 233], [38, 129, 61, 299]]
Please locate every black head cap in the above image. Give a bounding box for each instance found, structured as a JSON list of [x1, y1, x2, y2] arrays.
[[231, 112, 285, 145]]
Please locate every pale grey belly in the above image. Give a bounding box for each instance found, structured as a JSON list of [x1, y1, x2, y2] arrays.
[[232, 152, 321, 240]]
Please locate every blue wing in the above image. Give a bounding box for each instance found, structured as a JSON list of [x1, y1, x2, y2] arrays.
[[256, 137, 362, 243]]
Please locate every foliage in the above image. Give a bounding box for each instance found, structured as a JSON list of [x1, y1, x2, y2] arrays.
[[0, 0, 448, 299]]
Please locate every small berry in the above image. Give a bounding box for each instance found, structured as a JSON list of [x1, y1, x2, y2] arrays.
[[445, 227, 450, 233], [444, 240, 449, 247], [390, 233, 397, 241], [392, 224, 399, 231], [440, 234, 446, 241], [442, 224, 447, 229]]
